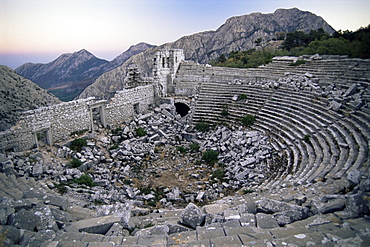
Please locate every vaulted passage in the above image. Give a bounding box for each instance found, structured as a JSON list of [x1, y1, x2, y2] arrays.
[[174, 102, 190, 117]]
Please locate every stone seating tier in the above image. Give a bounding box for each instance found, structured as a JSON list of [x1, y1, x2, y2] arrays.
[[192, 63, 369, 185]]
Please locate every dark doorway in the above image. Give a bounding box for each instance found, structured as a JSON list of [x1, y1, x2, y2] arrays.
[[174, 102, 190, 117]]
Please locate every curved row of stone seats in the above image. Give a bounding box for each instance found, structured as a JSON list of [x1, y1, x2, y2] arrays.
[[192, 75, 369, 187]]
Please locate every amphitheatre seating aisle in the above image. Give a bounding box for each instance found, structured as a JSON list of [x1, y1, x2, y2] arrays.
[[192, 57, 370, 187]]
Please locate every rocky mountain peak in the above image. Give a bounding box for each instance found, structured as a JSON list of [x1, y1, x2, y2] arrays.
[[100, 42, 156, 73], [78, 8, 336, 100]]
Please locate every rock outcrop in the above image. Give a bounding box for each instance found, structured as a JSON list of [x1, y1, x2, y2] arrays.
[[78, 8, 335, 100], [0, 65, 61, 131]]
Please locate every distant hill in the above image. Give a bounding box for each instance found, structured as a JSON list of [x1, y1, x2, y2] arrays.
[[0, 66, 61, 131], [15, 43, 154, 101], [78, 8, 335, 100]]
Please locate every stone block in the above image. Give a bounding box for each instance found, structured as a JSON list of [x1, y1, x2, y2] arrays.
[[0, 157, 13, 173], [210, 235, 243, 247], [239, 213, 256, 227], [273, 209, 307, 226], [81, 232, 104, 242], [197, 226, 225, 240], [257, 198, 309, 217], [309, 196, 346, 214], [223, 209, 240, 221], [121, 236, 139, 245], [237, 201, 257, 214], [8, 208, 41, 231], [256, 213, 279, 229], [105, 222, 128, 236], [168, 231, 197, 245], [166, 223, 191, 234], [25, 230, 57, 247], [221, 219, 240, 227], [238, 230, 274, 244], [274, 232, 332, 247], [202, 203, 229, 215], [65, 215, 122, 234], [0, 225, 22, 245], [54, 241, 88, 247], [180, 203, 205, 229], [87, 243, 114, 247], [137, 235, 167, 246], [46, 195, 71, 211], [53, 232, 85, 241], [223, 225, 255, 236]]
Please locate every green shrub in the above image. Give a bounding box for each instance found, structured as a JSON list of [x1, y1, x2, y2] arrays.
[[212, 169, 226, 182], [190, 143, 200, 153], [202, 150, 219, 165], [94, 199, 104, 205], [241, 114, 256, 127], [140, 186, 152, 195], [220, 110, 229, 116], [195, 122, 210, 132], [70, 138, 87, 152], [135, 127, 147, 137], [238, 94, 247, 100], [123, 179, 132, 185], [70, 158, 82, 168], [243, 189, 254, 194], [55, 183, 68, 194], [73, 174, 95, 187], [109, 143, 119, 150], [176, 146, 188, 153], [303, 135, 311, 143], [70, 129, 88, 137], [289, 59, 306, 66], [111, 127, 122, 134]]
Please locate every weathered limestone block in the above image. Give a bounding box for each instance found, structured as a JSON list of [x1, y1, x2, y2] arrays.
[[257, 198, 309, 217], [180, 203, 205, 229], [202, 203, 229, 215], [256, 213, 279, 229], [309, 196, 346, 214], [274, 210, 307, 226], [0, 157, 13, 173], [0, 225, 22, 246], [8, 209, 40, 231], [65, 215, 122, 234]]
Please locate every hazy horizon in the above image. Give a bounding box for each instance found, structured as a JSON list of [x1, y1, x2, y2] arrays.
[[1, 0, 369, 69]]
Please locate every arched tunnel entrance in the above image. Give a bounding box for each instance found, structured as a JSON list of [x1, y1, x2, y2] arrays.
[[174, 102, 190, 117]]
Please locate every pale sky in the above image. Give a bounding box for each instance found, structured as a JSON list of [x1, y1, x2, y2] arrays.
[[1, 0, 369, 68]]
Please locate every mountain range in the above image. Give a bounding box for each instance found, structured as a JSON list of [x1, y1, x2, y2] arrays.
[[15, 8, 335, 101], [15, 43, 154, 101], [78, 8, 335, 100]]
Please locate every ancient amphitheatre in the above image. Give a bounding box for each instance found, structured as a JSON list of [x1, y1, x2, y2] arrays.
[[0, 46, 369, 246]]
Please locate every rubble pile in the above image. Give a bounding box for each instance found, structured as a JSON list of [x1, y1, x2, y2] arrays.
[[4, 104, 277, 210]]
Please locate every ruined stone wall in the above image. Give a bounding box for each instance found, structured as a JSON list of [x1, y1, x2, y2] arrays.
[[172, 60, 283, 97], [105, 84, 154, 126], [0, 85, 155, 152], [153, 49, 185, 96], [0, 98, 94, 151]]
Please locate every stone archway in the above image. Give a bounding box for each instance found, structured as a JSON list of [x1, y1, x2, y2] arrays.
[[174, 102, 190, 117]]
